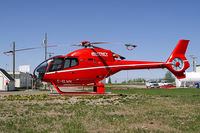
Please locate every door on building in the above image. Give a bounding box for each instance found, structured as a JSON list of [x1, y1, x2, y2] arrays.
[[0, 76, 4, 91]]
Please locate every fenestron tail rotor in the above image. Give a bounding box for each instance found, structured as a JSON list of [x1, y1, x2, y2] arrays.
[[171, 58, 184, 71]]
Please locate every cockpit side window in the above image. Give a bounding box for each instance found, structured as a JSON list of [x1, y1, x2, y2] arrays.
[[47, 57, 79, 72], [64, 58, 70, 68], [71, 58, 78, 67], [48, 58, 64, 72], [63, 58, 79, 69]]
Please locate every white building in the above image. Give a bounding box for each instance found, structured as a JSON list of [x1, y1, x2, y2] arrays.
[[8, 71, 32, 88], [0, 68, 15, 91], [176, 72, 200, 87], [196, 65, 200, 72]]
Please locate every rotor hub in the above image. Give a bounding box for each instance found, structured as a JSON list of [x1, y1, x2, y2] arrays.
[[81, 41, 91, 47], [82, 41, 90, 44], [175, 62, 180, 67]]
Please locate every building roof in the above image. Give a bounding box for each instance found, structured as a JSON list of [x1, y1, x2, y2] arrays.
[[7, 71, 31, 75], [0, 68, 14, 81]]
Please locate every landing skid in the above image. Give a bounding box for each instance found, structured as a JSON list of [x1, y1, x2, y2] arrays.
[[51, 82, 106, 95]]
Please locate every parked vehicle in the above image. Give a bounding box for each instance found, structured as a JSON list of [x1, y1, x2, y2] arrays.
[[158, 80, 173, 87], [146, 81, 160, 88]]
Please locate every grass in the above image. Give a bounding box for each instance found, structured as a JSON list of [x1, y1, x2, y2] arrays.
[[0, 88, 200, 132]]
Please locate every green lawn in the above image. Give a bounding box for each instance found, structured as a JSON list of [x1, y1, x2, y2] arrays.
[[0, 88, 200, 133]]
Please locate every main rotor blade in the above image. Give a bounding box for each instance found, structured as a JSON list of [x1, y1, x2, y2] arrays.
[[72, 43, 82, 46], [91, 42, 111, 44], [92, 45, 103, 49], [91, 42, 122, 45], [125, 44, 137, 47]]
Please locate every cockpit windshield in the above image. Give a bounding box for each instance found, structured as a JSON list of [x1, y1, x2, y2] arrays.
[[33, 58, 52, 80]]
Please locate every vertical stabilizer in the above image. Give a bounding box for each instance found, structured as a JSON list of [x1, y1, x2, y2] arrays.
[[165, 40, 190, 79]]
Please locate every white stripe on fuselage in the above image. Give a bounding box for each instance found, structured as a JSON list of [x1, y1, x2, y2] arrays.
[[45, 60, 188, 75], [45, 62, 164, 75]]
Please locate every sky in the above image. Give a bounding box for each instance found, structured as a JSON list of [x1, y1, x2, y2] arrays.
[[0, 0, 200, 82]]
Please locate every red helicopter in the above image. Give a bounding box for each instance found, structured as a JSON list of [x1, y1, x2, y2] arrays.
[[31, 40, 190, 95]]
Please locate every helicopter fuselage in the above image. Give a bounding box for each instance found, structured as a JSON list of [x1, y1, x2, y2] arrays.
[[34, 40, 190, 87], [34, 48, 165, 85]]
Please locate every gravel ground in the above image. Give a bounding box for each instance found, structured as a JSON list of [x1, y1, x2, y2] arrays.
[[0, 87, 85, 96], [0, 90, 49, 96], [0, 85, 145, 97]]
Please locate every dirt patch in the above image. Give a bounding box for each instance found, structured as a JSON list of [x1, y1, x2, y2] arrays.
[[131, 122, 180, 132], [0, 90, 49, 97]]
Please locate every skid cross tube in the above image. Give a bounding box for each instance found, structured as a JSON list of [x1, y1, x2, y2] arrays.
[[51, 82, 105, 95]]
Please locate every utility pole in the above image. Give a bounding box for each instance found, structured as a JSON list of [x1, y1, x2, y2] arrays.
[[126, 70, 129, 83], [190, 55, 197, 72], [44, 32, 47, 90], [44, 32, 47, 60], [13, 41, 15, 79]]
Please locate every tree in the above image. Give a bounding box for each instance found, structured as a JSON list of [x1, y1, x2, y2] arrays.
[[121, 81, 127, 84], [164, 71, 175, 82]]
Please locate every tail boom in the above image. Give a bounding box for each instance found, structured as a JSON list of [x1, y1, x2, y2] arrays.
[[106, 40, 190, 80]]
